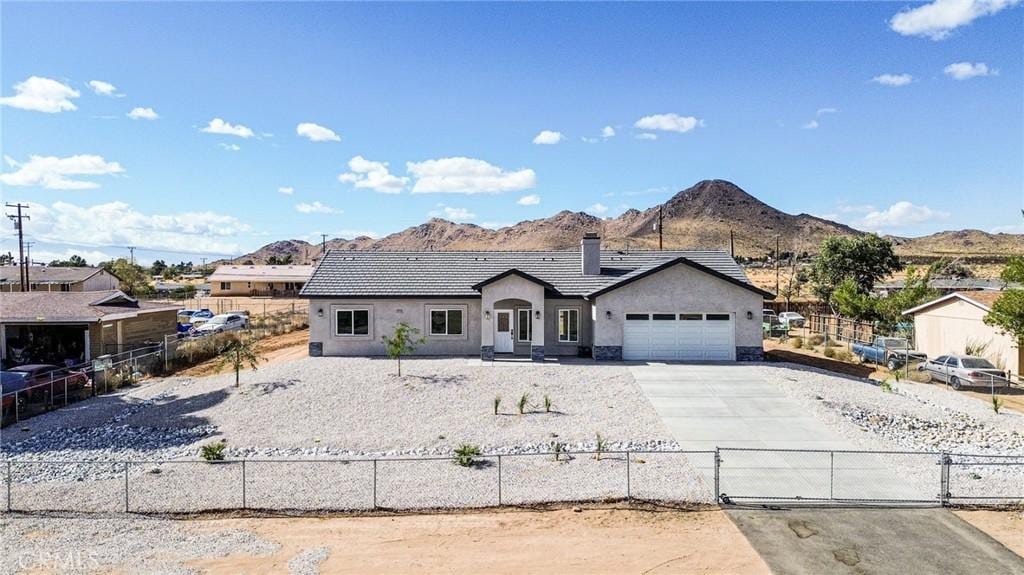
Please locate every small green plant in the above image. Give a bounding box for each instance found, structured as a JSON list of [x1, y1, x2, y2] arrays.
[[518, 392, 530, 415], [964, 338, 991, 358], [380, 322, 425, 377], [551, 441, 565, 462], [216, 333, 264, 387], [992, 395, 1004, 414], [453, 443, 482, 467], [880, 380, 893, 393], [791, 336, 803, 349], [893, 370, 902, 383], [543, 395, 554, 413], [595, 432, 607, 461], [493, 395, 501, 415], [201, 439, 227, 461], [823, 347, 836, 359]]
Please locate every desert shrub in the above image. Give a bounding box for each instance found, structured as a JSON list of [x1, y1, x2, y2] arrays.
[[880, 380, 893, 393], [518, 392, 530, 415], [964, 338, 991, 357], [454, 443, 482, 467], [201, 440, 227, 461], [908, 370, 931, 383], [595, 432, 607, 461], [493, 395, 501, 415], [823, 347, 836, 358], [833, 349, 853, 362], [791, 336, 804, 349], [807, 334, 824, 346], [543, 395, 554, 413], [992, 396, 1004, 414]]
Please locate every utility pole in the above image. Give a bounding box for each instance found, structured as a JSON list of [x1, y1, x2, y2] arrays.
[[24, 242, 34, 287], [321, 233, 328, 255], [775, 234, 781, 295], [657, 206, 664, 250], [127, 246, 136, 265], [729, 230, 735, 258], [5, 203, 30, 291]]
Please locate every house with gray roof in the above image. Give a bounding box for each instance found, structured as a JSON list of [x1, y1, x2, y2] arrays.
[[0, 266, 120, 293], [301, 233, 773, 361]]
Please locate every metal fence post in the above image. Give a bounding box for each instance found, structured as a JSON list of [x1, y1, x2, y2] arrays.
[[372, 459, 378, 509], [626, 450, 631, 501], [124, 462, 130, 513], [714, 448, 721, 503], [939, 452, 951, 506], [829, 451, 835, 500], [242, 460, 247, 509], [6, 460, 11, 512], [497, 455, 503, 506]]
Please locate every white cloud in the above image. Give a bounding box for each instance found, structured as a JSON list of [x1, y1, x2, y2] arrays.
[[944, 61, 998, 80], [871, 73, 914, 87], [338, 156, 408, 194], [87, 80, 122, 97], [634, 133, 658, 140], [296, 122, 341, 142], [838, 202, 876, 214], [889, 0, 1021, 40], [586, 203, 609, 215], [816, 107, 838, 116], [532, 130, 564, 145], [21, 200, 250, 254], [517, 194, 541, 206], [855, 201, 951, 229], [430, 205, 476, 222], [634, 113, 702, 133], [126, 107, 159, 120], [201, 118, 254, 138], [278, 186, 294, 195], [338, 229, 380, 239], [219, 143, 241, 152], [32, 248, 115, 266], [0, 154, 124, 190], [601, 125, 616, 138], [295, 201, 341, 214], [0, 76, 80, 113], [581, 137, 600, 144], [802, 120, 820, 130], [407, 157, 536, 194]]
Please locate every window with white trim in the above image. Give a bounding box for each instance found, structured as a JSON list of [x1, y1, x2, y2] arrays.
[[429, 308, 464, 335], [219, 282, 231, 291], [558, 308, 579, 343], [336, 309, 370, 336], [517, 308, 532, 342]]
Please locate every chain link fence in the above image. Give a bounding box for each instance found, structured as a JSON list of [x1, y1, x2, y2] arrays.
[[3, 448, 1020, 514]]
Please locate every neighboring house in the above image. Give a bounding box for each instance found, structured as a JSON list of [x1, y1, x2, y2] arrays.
[[0, 290, 180, 367], [208, 265, 313, 297], [903, 291, 1020, 374], [0, 266, 121, 293], [301, 233, 773, 361]]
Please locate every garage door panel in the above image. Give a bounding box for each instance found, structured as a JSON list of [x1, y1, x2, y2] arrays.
[[623, 313, 734, 361]]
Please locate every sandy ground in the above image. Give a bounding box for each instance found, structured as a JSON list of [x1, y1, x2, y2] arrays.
[[184, 507, 769, 575], [954, 509, 1024, 557], [176, 328, 309, 378]]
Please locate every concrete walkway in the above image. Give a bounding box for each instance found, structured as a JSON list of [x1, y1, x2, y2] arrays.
[[727, 508, 1024, 574], [630, 364, 931, 502]]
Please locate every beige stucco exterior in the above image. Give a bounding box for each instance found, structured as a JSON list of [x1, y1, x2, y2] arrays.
[[911, 298, 1021, 374], [591, 263, 764, 352], [1, 269, 121, 293]]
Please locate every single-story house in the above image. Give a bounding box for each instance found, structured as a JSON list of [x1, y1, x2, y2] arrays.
[[0, 290, 180, 367], [301, 233, 773, 361], [208, 265, 313, 297], [0, 266, 121, 293], [903, 291, 1020, 374]]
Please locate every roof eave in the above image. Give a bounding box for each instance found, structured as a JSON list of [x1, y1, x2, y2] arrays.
[[587, 257, 774, 300]]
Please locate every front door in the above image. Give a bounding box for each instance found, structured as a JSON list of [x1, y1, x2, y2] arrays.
[[495, 310, 513, 353]]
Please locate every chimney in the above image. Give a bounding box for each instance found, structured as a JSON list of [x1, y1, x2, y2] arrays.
[[581, 232, 601, 276]]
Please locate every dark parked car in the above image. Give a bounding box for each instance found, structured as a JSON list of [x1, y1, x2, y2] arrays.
[[6, 364, 90, 405], [1, 371, 30, 421]]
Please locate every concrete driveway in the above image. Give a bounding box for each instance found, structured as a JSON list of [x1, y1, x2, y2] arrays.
[[630, 364, 929, 502]]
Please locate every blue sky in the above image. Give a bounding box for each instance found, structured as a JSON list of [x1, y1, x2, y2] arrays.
[[1, 1, 1021, 265]]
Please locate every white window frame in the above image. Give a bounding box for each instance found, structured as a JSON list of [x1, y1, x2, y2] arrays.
[[219, 282, 231, 291], [335, 308, 371, 337], [558, 308, 580, 343], [428, 308, 465, 337], [517, 308, 532, 342]]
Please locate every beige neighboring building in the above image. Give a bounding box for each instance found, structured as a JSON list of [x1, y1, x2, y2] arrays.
[[208, 264, 314, 297], [904, 291, 1021, 374], [0, 266, 121, 293]]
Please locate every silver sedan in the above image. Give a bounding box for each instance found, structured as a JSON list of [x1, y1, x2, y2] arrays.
[[918, 354, 1008, 390]]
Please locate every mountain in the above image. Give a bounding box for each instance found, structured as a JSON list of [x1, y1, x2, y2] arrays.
[[227, 180, 1022, 264]]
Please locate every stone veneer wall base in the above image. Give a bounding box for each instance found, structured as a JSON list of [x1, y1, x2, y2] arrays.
[[736, 346, 764, 361], [480, 346, 495, 361], [593, 345, 623, 361], [531, 346, 545, 362], [308, 342, 323, 357]]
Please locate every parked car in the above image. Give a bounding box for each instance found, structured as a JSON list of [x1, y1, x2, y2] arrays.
[[851, 337, 927, 370], [778, 312, 806, 328], [1, 371, 30, 421], [192, 313, 248, 335], [4, 364, 90, 405], [917, 355, 1009, 390]]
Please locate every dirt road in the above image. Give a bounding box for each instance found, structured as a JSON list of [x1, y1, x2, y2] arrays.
[[186, 507, 769, 574], [177, 328, 309, 378]]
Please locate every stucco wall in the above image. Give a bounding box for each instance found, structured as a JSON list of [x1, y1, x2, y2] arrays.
[[544, 298, 593, 356], [309, 298, 482, 356], [913, 299, 1021, 373], [591, 263, 764, 349], [479, 275, 545, 350], [82, 271, 121, 292]]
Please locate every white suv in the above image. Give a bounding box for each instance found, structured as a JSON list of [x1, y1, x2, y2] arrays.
[[192, 313, 248, 335]]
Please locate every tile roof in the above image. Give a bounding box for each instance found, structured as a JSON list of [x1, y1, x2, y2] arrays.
[[0, 290, 180, 323], [955, 291, 1002, 308], [302, 249, 762, 298], [0, 266, 106, 285], [208, 265, 314, 282]]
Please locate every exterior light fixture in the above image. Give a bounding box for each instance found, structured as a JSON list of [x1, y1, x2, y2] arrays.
[[317, 308, 324, 317], [485, 310, 491, 320], [746, 311, 753, 320], [535, 310, 541, 319], [605, 311, 612, 319]]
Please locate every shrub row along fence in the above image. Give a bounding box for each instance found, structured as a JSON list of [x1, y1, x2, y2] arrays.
[[2, 449, 1020, 514]]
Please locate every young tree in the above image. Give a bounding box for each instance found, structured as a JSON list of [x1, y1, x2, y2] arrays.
[[49, 254, 88, 267], [108, 258, 153, 296], [984, 290, 1024, 352], [1000, 256, 1024, 285], [381, 322, 425, 377], [810, 234, 901, 314], [216, 334, 265, 387]]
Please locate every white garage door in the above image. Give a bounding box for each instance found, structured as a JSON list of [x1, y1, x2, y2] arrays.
[[623, 313, 735, 361]]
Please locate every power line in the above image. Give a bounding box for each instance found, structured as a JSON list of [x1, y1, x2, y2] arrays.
[[5, 203, 30, 290]]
